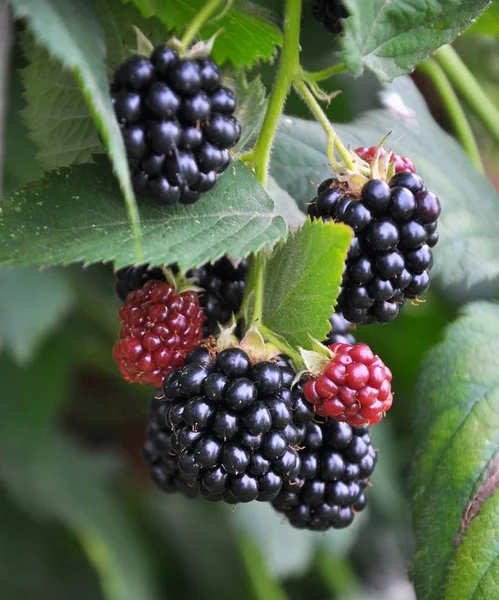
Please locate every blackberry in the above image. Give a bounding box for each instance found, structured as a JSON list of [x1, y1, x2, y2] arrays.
[[114, 257, 249, 337], [308, 171, 440, 324], [304, 342, 393, 426], [272, 419, 377, 531], [325, 312, 357, 345], [312, 0, 348, 35], [112, 46, 240, 206], [112, 281, 204, 386], [145, 348, 314, 504]]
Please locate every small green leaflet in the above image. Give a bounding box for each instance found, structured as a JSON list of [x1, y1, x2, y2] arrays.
[[0, 159, 286, 270], [341, 0, 491, 81], [125, 0, 282, 67], [410, 302, 499, 600], [261, 219, 352, 351], [9, 0, 143, 260]]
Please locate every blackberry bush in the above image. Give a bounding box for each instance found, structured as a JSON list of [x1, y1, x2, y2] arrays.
[[272, 419, 377, 531], [143, 347, 314, 504], [112, 45, 241, 206], [309, 170, 441, 324], [114, 256, 249, 336]]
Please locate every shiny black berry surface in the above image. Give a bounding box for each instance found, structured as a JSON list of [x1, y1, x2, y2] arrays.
[[312, 0, 348, 35], [142, 349, 314, 504], [308, 173, 441, 325], [112, 46, 241, 206]]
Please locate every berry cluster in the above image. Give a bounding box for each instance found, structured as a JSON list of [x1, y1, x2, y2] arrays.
[[355, 147, 416, 174], [112, 45, 241, 205], [143, 347, 314, 504], [304, 342, 392, 426], [114, 256, 248, 337], [311, 0, 348, 35], [309, 171, 441, 324], [112, 281, 204, 387], [326, 312, 357, 346], [273, 419, 377, 531]]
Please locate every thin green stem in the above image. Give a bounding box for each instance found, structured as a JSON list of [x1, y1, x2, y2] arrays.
[[293, 79, 355, 170], [304, 63, 346, 82], [250, 252, 265, 325], [248, 0, 302, 187], [258, 325, 303, 367], [418, 58, 483, 172], [434, 44, 499, 146], [180, 0, 223, 48]]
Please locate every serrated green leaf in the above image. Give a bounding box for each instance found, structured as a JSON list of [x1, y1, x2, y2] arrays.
[[0, 159, 286, 270], [261, 219, 352, 350], [126, 0, 282, 67], [0, 266, 73, 365], [410, 301, 499, 600], [271, 76, 499, 292], [341, 0, 491, 81], [10, 0, 143, 260], [267, 177, 306, 230]]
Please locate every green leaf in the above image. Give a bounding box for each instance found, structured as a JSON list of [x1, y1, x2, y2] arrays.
[[10, 0, 143, 260], [410, 301, 499, 600], [261, 219, 352, 350], [0, 159, 286, 270], [466, 0, 499, 36], [0, 266, 73, 365], [271, 76, 499, 291], [126, 0, 282, 67], [341, 0, 491, 81], [267, 177, 306, 230]]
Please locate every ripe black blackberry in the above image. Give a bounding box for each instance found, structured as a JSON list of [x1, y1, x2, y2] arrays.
[[312, 0, 348, 35], [308, 172, 441, 325], [144, 347, 314, 504], [112, 46, 241, 206], [325, 312, 357, 345], [272, 419, 377, 531], [114, 256, 248, 336]]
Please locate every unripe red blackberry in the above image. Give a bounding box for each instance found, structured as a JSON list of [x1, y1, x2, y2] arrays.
[[308, 169, 441, 324], [145, 347, 314, 504], [312, 0, 348, 35], [112, 45, 241, 206], [355, 146, 415, 174], [114, 256, 248, 337], [112, 281, 204, 387], [272, 419, 377, 531], [303, 342, 393, 426]]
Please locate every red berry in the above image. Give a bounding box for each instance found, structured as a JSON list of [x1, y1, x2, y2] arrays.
[[304, 343, 393, 426], [355, 146, 416, 174], [113, 280, 204, 387]]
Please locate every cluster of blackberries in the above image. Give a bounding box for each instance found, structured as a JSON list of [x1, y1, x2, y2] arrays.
[[114, 256, 248, 337], [142, 347, 315, 504], [326, 312, 357, 346], [309, 172, 441, 325], [273, 419, 376, 531], [311, 0, 348, 35], [112, 45, 241, 205]]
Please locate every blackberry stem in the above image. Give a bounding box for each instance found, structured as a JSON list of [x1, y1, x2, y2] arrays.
[[418, 57, 483, 173], [242, 0, 302, 188], [434, 44, 499, 147], [258, 325, 303, 368], [293, 79, 355, 171], [304, 63, 346, 82], [180, 0, 224, 49]]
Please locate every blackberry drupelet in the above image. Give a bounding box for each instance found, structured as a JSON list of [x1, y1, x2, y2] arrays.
[[112, 281, 204, 387], [355, 147, 416, 174], [146, 347, 314, 504], [112, 45, 241, 206], [114, 256, 249, 336], [272, 419, 377, 531], [312, 0, 348, 35], [308, 171, 441, 324]]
